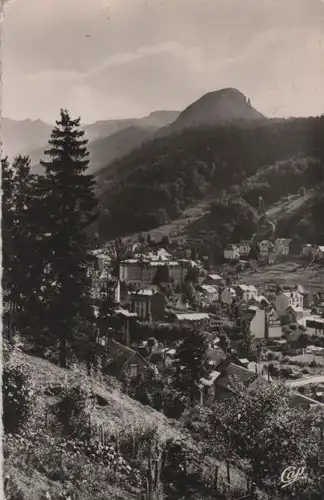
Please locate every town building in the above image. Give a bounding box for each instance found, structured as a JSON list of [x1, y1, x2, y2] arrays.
[[234, 284, 258, 302], [120, 258, 189, 286], [275, 291, 304, 317], [274, 238, 292, 258], [130, 289, 166, 322], [258, 240, 274, 263], [224, 244, 240, 261], [204, 273, 224, 286], [301, 244, 314, 259], [171, 312, 210, 328], [238, 240, 251, 258], [199, 285, 219, 305]]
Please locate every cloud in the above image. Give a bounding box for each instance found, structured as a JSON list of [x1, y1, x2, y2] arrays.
[[2, 0, 324, 121]]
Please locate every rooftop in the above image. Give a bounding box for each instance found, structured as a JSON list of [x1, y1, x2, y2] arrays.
[[207, 274, 223, 281], [175, 312, 210, 321]]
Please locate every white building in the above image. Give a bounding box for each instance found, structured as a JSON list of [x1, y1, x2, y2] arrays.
[[199, 285, 219, 305], [224, 244, 240, 261], [275, 291, 304, 318], [235, 284, 258, 302]]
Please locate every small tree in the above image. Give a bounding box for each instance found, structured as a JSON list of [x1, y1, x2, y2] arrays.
[[53, 381, 94, 438], [3, 357, 36, 434]]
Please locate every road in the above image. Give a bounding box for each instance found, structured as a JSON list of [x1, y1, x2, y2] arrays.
[[287, 375, 324, 388]]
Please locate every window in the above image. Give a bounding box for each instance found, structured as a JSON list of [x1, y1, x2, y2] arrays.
[[130, 364, 138, 378]]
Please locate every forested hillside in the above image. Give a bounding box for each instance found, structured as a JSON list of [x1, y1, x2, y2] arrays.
[[95, 116, 324, 241]]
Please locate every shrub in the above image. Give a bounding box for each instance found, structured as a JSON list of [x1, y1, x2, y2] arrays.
[[53, 381, 95, 438], [3, 358, 36, 434]]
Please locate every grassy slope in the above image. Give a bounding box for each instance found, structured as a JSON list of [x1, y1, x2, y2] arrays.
[[121, 187, 316, 246], [4, 351, 247, 500], [237, 261, 324, 293]]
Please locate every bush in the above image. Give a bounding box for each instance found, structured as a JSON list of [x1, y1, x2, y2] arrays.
[[3, 358, 36, 434], [53, 381, 95, 438]]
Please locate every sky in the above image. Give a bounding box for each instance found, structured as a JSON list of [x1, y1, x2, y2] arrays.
[[2, 0, 324, 123]]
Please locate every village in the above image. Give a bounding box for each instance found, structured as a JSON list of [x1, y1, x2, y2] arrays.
[[89, 234, 324, 410]]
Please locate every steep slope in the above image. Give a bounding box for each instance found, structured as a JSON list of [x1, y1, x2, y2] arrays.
[[4, 351, 246, 500], [157, 88, 265, 137], [87, 125, 158, 175]]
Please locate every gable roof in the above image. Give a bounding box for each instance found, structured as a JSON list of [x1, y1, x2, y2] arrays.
[[200, 284, 219, 295], [104, 340, 150, 377], [206, 348, 227, 367], [216, 363, 258, 391], [207, 274, 223, 281]]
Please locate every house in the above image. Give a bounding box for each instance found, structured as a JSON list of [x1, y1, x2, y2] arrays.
[[258, 240, 274, 263], [224, 244, 240, 261], [249, 294, 270, 309], [221, 287, 237, 305], [246, 306, 267, 339], [238, 240, 251, 258], [214, 363, 262, 400], [267, 308, 283, 339], [102, 339, 151, 379], [268, 251, 278, 265], [205, 274, 224, 286], [274, 238, 292, 258], [172, 312, 210, 327], [130, 289, 166, 321], [116, 308, 138, 346], [235, 284, 258, 302], [275, 291, 304, 317], [301, 244, 314, 259], [199, 285, 219, 305], [284, 305, 304, 323], [316, 246, 324, 262]]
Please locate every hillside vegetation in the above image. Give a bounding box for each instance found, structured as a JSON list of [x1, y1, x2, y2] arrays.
[[95, 115, 324, 241], [4, 350, 246, 500]]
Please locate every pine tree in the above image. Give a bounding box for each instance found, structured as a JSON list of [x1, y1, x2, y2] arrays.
[[173, 331, 209, 404], [39, 109, 98, 367]]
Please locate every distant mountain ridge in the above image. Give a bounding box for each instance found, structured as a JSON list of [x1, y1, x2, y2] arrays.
[[2, 110, 180, 172]]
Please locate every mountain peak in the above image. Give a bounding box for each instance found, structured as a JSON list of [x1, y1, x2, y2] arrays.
[[167, 88, 265, 132]]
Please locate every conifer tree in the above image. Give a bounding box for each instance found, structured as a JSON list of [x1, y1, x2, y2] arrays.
[[173, 331, 209, 404], [39, 109, 98, 367]]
